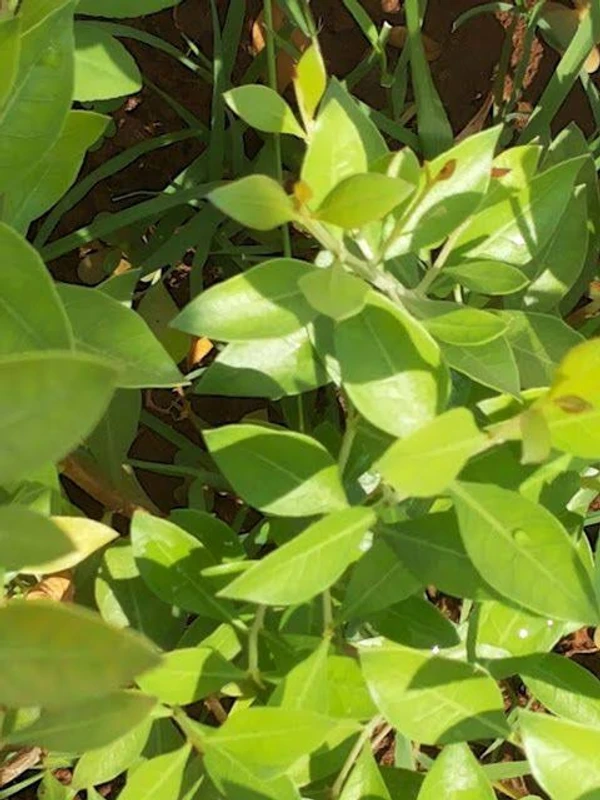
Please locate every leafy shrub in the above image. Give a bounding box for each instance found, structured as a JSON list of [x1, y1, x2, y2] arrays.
[[2, 1, 600, 799]]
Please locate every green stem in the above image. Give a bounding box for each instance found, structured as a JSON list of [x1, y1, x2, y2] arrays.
[[128, 459, 231, 492], [248, 605, 267, 687], [322, 589, 333, 635], [263, 0, 292, 258], [330, 715, 384, 798]]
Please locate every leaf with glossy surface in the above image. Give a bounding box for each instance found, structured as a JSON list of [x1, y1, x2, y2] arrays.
[[294, 42, 326, 123], [441, 336, 520, 396], [424, 308, 507, 346], [220, 507, 374, 605], [369, 596, 460, 651], [130, 512, 233, 622], [0, 351, 118, 485], [204, 423, 348, 517], [173, 259, 318, 340], [203, 743, 300, 800], [138, 647, 245, 705], [335, 293, 448, 437], [520, 711, 600, 800], [57, 284, 182, 388], [451, 481, 599, 623], [0, 222, 72, 357], [208, 175, 297, 230], [340, 746, 391, 800], [377, 408, 485, 497], [326, 656, 377, 720], [360, 639, 508, 744], [8, 691, 155, 752], [474, 600, 567, 658], [0, 506, 73, 572], [443, 261, 529, 295], [299, 266, 369, 321], [0, 600, 159, 707], [225, 85, 304, 137], [417, 743, 495, 800], [74, 22, 141, 101], [169, 509, 243, 563], [315, 173, 414, 229], [96, 541, 185, 650], [270, 638, 329, 712]]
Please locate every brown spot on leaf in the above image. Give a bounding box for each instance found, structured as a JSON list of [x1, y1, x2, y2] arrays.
[[554, 395, 594, 414]]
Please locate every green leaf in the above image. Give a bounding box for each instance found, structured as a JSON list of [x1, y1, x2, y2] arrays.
[[301, 98, 367, 208], [360, 639, 508, 744], [116, 744, 196, 800], [71, 716, 152, 790], [205, 708, 335, 780], [173, 258, 318, 340], [340, 746, 391, 800], [130, 512, 234, 622], [335, 293, 448, 437], [0, 600, 159, 707], [208, 175, 297, 231], [498, 311, 583, 388], [87, 389, 141, 488], [7, 691, 155, 753], [57, 284, 183, 389], [95, 541, 185, 650], [220, 507, 374, 605], [385, 126, 502, 257], [225, 85, 304, 137], [315, 173, 414, 229], [0, 1, 75, 193], [77, 0, 181, 15], [382, 512, 498, 601], [168, 509, 244, 563], [518, 653, 600, 728], [298, 265, 369, 321], [270, 638, 329, 712], [474, 600, 568, 658], [450, 157, 585, 265], [369, 595, 460, 650], [138, 647, 245, 705], [450, 481, 599, 623], [137, 281, 189, 363], [424, 308, 507, 346], [18, 515, 116, 574], [196, 326, 329, 400], [204, 423, 348, 517], [326, 655, 377, 720], [339, 538, 420, 620], [294, 42, 327, 124], [74, 22, 141, 101], [441, 336, 520, 396], [377, 408, 485, 497], [520, 711, 600, 800], [3, 110, 108, 232], [0, 16, 20, 111], [0, 351, 118, 485], [417, 743, 495, 800], [443, 261, 529, 295], [0, 506, 73, 572], [203, 743, 300, 800], [0, 222, 72, 357]]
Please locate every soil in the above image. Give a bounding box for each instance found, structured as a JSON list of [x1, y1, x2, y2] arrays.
[[14, 1, 600, 798]]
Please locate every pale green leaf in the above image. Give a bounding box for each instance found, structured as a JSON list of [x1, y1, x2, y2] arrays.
[[225, 85, 304, 138], [74, 22, 141, 101], [208, 175, 297, 231]]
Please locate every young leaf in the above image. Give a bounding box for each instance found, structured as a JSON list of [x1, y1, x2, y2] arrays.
[[339, 537, 420, 620], [0, 506, 73, 572], [520, 711, 600, 800], [0, 601, 159, 708], [208, 175, 297, 230], [225, 85, 304, 138], [0, 351, 118, 485], [450, 481, 599, 623], [7, 691, 156, 753], [96, 541, 185, 651], [315, 173, 414, 229], [74, 22, 142, 101], [298, 265, 369, 321], [340, 746, 391, 800], [220, 507, 374, 605], [0, 222, 72, 357], [335, 293, 448, 437], [71, 716, 152, 791], [417, 743, 496, 800], [301, 98, 367, 208], [57, 284, 183, 389], [294, 42, 327, 124], [360, 639, 508, 744], [204, 423, 348, 517], [130, 512, 234, 622], [443, 261, 529, 295], [172, 258, 318, 340], [137, 647, 245, 705], [377, 408, 486, 497]]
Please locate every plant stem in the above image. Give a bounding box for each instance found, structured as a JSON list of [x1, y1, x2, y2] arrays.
[[322, 589, 333, 634], [248, 605, 267, 687], [330, 715, 384, 798], [263, 0, 292, 258]]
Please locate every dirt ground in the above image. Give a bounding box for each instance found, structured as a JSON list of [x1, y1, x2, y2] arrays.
[[20, 2, 600, 797]]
